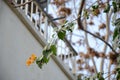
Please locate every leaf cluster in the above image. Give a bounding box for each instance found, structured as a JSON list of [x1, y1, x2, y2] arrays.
[[57, 21, 74, 40], [36, 45, 57, 68], [84, 72, 104, 80], [36, 20, 75, 69], [113, 18, 120, 50]]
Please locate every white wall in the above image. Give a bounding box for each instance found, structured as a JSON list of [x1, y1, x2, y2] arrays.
[[0, 1, 69, 80]]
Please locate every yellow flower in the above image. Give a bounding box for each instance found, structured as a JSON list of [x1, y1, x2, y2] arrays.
[[26, 53, 37, 66]]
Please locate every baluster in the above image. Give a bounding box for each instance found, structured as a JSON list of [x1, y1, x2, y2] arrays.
[[39, 12, 43, 35], [44, 17, 48, 40], [72, 52, 76, 74], [30, 1, 33, 21], [20, 0, 23, 9], [25, 0, 28, 15], [35, 6, 38, 29]]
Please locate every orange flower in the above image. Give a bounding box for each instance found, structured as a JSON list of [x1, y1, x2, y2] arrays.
[[26, 59, 32, 66], [31, 54, 37, 60], [26, 53, 37, 66]]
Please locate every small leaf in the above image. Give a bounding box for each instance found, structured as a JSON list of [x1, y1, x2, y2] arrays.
[[36, 55, 50, 69], [83, 10, 89, 19], [57, 30, 66, 40], [36, 56, 44, 69], [42, 56, 49, 64], [114, 18, 120, 26], [42, 49, 52, 58], [50, 45, 57, 56], [116, 73, 120, 80], [103, 3, 110, 13], [92, 5, 99, 9], [113, 27, 119, 41], [112, 1, 117, 13]]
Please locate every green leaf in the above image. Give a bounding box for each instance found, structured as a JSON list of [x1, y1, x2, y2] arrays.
[[116, 73, 120, 80], [36, 56, 44, 69], [113, 27, 119, 41], [83, 10, 89, 19], [36, 55, 50, 69], [57, 30, 66, 40], [104, 3, 110, 13], [68, 22, 74, 27], [50, 45, 57, 56], [66, 22, 74, 32], [92, 5, 99, 9], [42, 49, 52, 58], [42, 56, 49, 63], [112, 1, 117, 13], [114, 18, 120, 26]]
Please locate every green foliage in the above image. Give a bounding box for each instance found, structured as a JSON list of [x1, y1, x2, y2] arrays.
[[36, 44, 57, 69], [113, 26, 119, 41], [113, 18, 120, 50], [112, 1, 117, 13], [57, 21, 74, 40], [115, 67, 120, 80], [36, 20, 75, 69], [103, 3, 110, 13], [58, 30, 66, 40], [83, 10, 89, 19], [83, 72, 104, 80], [50, 45, 57, 56], [92, 5, 99, 9], [116, 55, 120, 80], [96, 72, 104, 80]]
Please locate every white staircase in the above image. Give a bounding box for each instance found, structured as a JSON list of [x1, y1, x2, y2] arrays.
[[0, 0, 77, 80]]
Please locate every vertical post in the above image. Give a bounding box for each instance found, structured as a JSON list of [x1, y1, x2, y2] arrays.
[[20, 0, 23, 9], [30, 1, 33, 21], [35, 6, 38, 29], [25, 0, 28, 15], [40, 12, 43, 34], [44, 17, 48, 40], [72, 52, 76, 75]]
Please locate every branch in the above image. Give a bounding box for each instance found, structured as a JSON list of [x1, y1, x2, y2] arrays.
[[14, 0, 32, 8], [51, 16, 66, 21], [82, 29, 117, 54], [77, 0, 98, 73], [77, 0, 117, 54], [100, 7, 110, 72], [105, 72, 113, 79], [77, 0, 85, 29], [108, 61, 111, 80]]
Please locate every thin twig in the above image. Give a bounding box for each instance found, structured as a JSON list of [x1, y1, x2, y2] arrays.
[[105, 72, 114, 79], [14, 0, 32, 8], [82, 29, 117, 54], [108, 61, 112, 80], [100, 5, 110, 72], [84, 16, 98, 73]]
